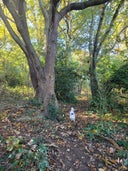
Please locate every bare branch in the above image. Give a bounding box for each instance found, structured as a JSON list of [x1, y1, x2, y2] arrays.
[[59, 0, 111, 21]]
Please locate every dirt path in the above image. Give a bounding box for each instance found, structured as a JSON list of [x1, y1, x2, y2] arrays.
[[42, 105, 102, 171]]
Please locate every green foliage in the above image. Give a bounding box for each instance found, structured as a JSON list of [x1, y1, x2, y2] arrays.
[[6, 136, 23, 152], [83, 121, 115, 141], [47, 103, 64, 121], [108, 62, 128, 90], [0, 63, 21, 87], [0, 135, 5, 143], [5, 68, 22, 87], [0, 85, 34, 102], [47, 103, 58, 120], [117, 150, 128, 167], [0, 47, 29, 88], [97, 55, 122, 83], [106, 90, 127, 113], [89, 83, 128, 114], [55, 65, 79, 103], [5, 136, 49, 171], [117, 140, 128, 150], [28, 98, 42, 107], [89, 86, 109, 114], [83, 120, 128, 165]]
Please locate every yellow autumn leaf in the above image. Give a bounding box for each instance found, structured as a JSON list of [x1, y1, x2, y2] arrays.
[[92, 129, 98, 134]]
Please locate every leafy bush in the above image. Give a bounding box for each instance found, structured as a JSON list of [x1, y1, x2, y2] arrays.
[[47, 101, 64, 121], [99, 63, 128, 113], [89, 83, 127, 114], [88, 85, 110, 114], [0, 61, 28, 88], [106, 62, 128, 91], [4, 136, 49, 171], [28, 97, 42, 107], [55, 65, 79, 103]]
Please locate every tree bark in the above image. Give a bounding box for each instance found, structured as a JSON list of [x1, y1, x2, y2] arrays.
[[90, 56, 99, 100], [25, 48, 44, 101], [43, 17, 59, 116], [39, 0, 61, 116]]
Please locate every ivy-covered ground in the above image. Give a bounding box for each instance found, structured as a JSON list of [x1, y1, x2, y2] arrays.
[[0, 91, 128, 171]]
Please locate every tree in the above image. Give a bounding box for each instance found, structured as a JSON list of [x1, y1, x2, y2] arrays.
[[87, 0, 125, 102], [0, 0, 112, 116]]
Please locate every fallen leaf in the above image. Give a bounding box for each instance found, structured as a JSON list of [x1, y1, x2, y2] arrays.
[[99, 168, 104, 171]]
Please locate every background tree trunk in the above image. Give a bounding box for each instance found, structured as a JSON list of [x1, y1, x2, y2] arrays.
[[90, 55, 99, 101], [88, 1, 124, 102]]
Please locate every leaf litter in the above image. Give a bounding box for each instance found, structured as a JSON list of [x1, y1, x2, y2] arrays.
[[0, 96, 128, 171]]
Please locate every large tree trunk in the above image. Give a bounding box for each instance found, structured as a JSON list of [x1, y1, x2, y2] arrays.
[[25, 49, 44, 102], [43, 12, 59, 116]]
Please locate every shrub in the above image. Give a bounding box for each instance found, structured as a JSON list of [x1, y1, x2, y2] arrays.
[[106, 62, 128, 92], [4, 136, 49, 171], [55, 65, 79, 103], [0, 61, 28, 88]]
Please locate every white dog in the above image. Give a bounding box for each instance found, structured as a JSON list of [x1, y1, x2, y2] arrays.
[[69, 107, 75, 122]]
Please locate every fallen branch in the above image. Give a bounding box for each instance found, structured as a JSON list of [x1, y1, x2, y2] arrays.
[[98, 134, 122, 150]]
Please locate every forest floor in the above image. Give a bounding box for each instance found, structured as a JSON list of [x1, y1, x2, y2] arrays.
[[0, 93, 128, 171]]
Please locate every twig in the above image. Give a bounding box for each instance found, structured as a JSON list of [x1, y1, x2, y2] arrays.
[[44, 143, 58, 148]]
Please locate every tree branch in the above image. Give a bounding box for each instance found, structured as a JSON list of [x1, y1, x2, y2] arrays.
[[3, 0, 31, 45], [3, 0, 22, 27], [59, 0, 111, 21], [93, 4, 106, 57], [103, 25, 128, 53], [51, 0, 61, 7], [97, 0, 125, 53], [0, 5, 28, 56], [88, 11, 94, 56], [38, 0, 48, 22]]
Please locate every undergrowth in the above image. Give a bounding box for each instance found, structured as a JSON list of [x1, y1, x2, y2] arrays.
[[0, 136, 49, 171], [82, 121, 128, 167]]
